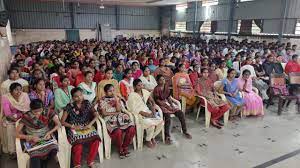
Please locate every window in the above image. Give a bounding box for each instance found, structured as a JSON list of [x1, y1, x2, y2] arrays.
[[295, 20, 300, 35], [200, 21, 211, 33], [202, 0, 218, 6], [237, 20, 241, 33], [176, 3, 187, 11], [237, 20, 261, 34], [251, 20, 261, 34], [239, 0, 255, 2], [175, 22, 186, 31]]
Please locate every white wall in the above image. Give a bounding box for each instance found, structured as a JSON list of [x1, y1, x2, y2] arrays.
[[12, 29, 65, 45], [11, 29, 161, 45], [0, 38, 12, 83]]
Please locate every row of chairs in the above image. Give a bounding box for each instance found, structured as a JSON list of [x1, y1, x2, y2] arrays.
[[15, 72, 300, 167], [267, 72, 300, 115], [15, 98, 184, 168]]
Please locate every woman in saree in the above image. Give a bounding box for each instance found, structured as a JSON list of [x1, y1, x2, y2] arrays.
[[68, 60, 81, 85], [1, 83, 30, 157], [139, 66, 157, 92], [131, 62, 143, 80], [195, 68, 230, 129], [208, 63, 218, 83], [113, 64, 124, 82], [127, 79, 164, 149], [153, 75, 192, 144], [54, 76, 74, 115], [97, 68, 121, 99], [29, 79, 55, 110], [172, 64, 197, 109], [98, 84, 135, 158], [16, 99, 60, 168], [119, 69, 134, 101], [1, 68, 29, 94], [222, 69, 245, 119], [153, 58, 174, 86], [215, 61, 228, 80], [237, 70, 264, 116], [189, 63, 201, 88], [78, 71, 97, 103], [61, 87, 101, 168]]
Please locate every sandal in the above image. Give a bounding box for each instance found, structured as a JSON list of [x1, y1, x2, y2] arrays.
[[165, 137, 173, 145], [211, 121, 222, 129], [119, 152, 126, 159], [145, 141, 154, 149], [123, 148, 131, 157], [183, 132, 192, 139], [151, 139, 157, 147]]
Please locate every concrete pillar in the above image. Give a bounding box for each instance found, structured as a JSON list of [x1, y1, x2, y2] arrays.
[[278, 0, 288, 42], [227, 0, 236, 40]]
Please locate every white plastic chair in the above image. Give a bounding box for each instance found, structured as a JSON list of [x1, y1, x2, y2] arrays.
[[240, 86, 259, 118], [171, 77, 187, 113], [169, 97, 184, 133], [195, 81, 230, 128], [124, 99, 164, 150], [15, 120, 64, 168], [97, 105, 137, 159], [58, 119, 104, 168], [138, 105, 164, 150]]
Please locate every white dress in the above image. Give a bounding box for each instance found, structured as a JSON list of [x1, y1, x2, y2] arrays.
[[78, 82, 96, 103], [139, 75, 157, 91]]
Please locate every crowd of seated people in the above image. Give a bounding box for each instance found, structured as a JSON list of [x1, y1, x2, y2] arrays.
[[0, 37, 299, 167]]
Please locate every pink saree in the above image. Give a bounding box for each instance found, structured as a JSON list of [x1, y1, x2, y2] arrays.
[[237, 78, 264, 116]]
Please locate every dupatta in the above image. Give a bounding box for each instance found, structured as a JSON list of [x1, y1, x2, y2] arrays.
[[78, 82, 96, 103], [172, 72, 195, 100], [4, 92, 30, 112], [127, 89, 151, 115], [54, 86, 74, 112]]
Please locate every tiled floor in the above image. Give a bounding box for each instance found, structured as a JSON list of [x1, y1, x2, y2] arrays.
[[0, 101, 299, 168]]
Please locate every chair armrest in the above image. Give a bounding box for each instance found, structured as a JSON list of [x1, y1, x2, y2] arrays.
[[15, 137, 23, 153], [196, 95, 207, 107], [122, 108, 140, 125], [58, 126, 69, 145], [154, 105, 163, 119], [170, 96, 182, 110], [239, 91, 244, 98], [95, 119, 103, 140], [216, 93, 227, 102], [122, 109, 135, 122], [252, 87, 259, 94]]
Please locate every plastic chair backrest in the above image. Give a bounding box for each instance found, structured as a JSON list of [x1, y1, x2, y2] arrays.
[[270, 74, 286, 87], [281, 63, 287, 70], [289, 72, 300, 84]]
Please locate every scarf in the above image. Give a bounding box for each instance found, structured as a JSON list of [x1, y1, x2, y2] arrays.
[[5, 92, 30, 112]]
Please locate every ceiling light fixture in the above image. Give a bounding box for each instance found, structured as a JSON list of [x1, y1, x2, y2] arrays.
[[99, 0, 104, 9]]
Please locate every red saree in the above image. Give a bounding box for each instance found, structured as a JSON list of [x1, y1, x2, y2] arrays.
[[195, 77, 230, 121]]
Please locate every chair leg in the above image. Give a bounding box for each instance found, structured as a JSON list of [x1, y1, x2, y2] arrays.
[[196, 106, 201, 121], [98, 140, 104, 163], [133, 135, 137, 151], [286, 100, 292, 107], [205, 109, 211, 128], [278, 98, 284, 115], [266, 94, 273, 108], [161, 128, 165, 144], [223, 111, 229, 126]]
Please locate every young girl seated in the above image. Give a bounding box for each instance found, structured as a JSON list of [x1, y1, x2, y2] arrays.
[[16, 99, 60, 168], [61, 87, 101, 168], [98, 84, 136, 158]]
